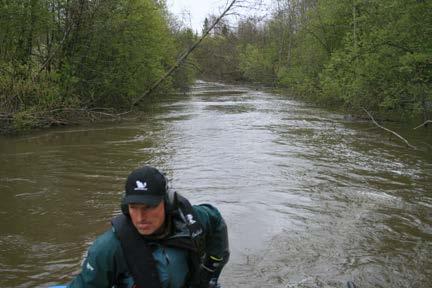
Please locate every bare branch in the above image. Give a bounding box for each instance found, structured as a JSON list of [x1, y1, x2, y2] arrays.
[[184, 61, 203, 73], [413, 120, 432, 130], [37, 25, 73, 75], [131, 0, 239, 107], [363, 108, 416, 149], [41, 107, 131, 118]]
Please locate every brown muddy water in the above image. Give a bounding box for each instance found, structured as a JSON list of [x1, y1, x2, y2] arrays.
[[0, 81, 431, 288]]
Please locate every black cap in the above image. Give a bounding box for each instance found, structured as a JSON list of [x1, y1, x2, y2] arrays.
[[124, 166, 167, 206]]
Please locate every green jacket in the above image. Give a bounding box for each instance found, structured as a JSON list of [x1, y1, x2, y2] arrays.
[[67, 204, 229, 288]]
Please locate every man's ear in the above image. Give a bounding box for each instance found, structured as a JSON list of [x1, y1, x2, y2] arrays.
[[164, 189, 177, 213]]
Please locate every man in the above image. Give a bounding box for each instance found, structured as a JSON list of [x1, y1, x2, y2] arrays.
[[67, 166, 229, 288]]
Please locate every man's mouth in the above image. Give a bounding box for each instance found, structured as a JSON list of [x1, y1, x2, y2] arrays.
[[137, 222, 151, 229]]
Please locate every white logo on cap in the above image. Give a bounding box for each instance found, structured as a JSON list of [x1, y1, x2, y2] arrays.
[[134, 181, 148, 191]]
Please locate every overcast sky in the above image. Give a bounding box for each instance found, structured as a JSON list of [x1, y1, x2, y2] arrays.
[[166, 0, 273, 32]]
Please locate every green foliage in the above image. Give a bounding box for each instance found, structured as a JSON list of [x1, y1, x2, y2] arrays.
[[12, 108, 39, 131], [59, 0, 176, 108], [171, 28, 198, 92], [239, 44, 274, 83], [0, 64, 62, 110], [194, 33, 242, 81], [1, 0, 193, 132], [319, 0, 432, 116], [195, 0, 431, 120]]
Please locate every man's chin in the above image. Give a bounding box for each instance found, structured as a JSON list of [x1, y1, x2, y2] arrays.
[[137, 228, 154, 235]]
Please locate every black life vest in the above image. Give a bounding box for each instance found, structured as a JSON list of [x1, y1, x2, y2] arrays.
[[111, 192, 205, 288]]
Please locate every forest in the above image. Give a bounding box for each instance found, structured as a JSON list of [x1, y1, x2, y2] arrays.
[[193, 0, 431, 123], [0, 0, 431, 133], [0, 0, 195, 132]]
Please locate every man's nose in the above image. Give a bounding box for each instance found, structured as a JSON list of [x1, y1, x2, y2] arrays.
[[137, 208, 150, 219]]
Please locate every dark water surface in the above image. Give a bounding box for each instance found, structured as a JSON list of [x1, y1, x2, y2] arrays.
[[0, 81, 431, 287]]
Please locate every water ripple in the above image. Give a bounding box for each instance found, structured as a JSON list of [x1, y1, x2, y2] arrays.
[[0, 81, 431, 287]]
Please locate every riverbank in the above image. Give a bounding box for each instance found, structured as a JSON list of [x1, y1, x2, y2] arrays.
[[204, 77, 432, 130], [0, 89, 172, 135], [0, 107, 130, 135], [2, 80, 431, 149]]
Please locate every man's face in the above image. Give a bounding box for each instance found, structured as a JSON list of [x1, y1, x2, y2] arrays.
[[128, 201, 165, 235]]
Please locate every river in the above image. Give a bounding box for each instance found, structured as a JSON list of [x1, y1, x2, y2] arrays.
[[0, 81, 431, 288]]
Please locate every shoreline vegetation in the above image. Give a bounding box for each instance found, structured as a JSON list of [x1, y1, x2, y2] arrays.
[[0, 0, 197, 134], [192, 0, 431, 126], [1, 0, 431, 136]]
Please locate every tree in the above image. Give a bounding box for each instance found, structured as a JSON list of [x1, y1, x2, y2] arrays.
[[0, 0, 186, 132]]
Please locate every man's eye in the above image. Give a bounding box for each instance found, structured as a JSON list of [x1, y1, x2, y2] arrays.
[[130, 205, 154, 210]]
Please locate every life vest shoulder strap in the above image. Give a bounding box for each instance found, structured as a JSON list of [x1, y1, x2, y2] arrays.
[[111, 215, 162, 288]]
